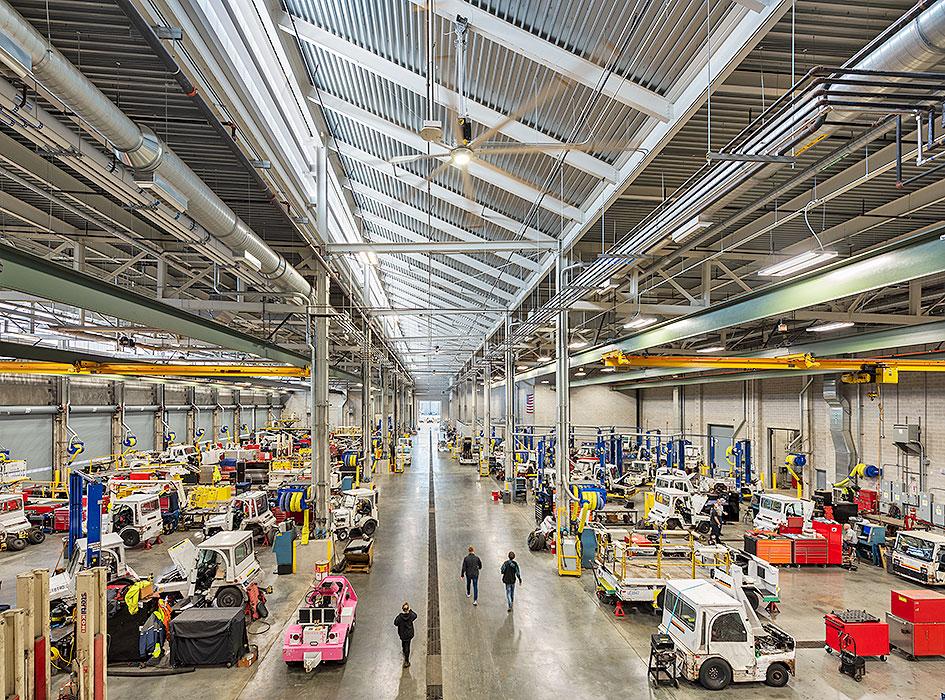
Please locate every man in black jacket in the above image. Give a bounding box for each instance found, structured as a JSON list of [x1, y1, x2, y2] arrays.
[[460, 545, 482, 605], [393, 602, 418, 668], [500, 551, 523, 611]]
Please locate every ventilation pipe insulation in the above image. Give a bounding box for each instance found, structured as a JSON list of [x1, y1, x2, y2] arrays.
[[654, 0, 945, 266], [823, 378, 857, 480], [0, 0, 311, 302]]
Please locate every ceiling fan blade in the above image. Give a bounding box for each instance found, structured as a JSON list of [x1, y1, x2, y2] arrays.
[[424, 160, 451, 183], [475, 140, 636, 155], [389, 153, 448, 165], [460, 168, 484, 228], [469, 76, 571, 149]]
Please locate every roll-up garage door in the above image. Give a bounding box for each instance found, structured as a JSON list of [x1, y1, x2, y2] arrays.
[[167, 410, 187, 444], [70, 413, 113, 461], [125, 412, 155, 452], [0, 414, 54, 478]]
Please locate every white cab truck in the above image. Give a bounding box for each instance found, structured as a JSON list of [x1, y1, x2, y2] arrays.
[[200, 490, 277, 542], [49, 533, 138, 603], [890, 530, 945, 585], [157, 530, 265, 607], [660, 578, 795, 690], [0, 493, 45, 549], [111, 492, 163, 547], [330, 488, 378, 541], [647, 488, 713, 534], [752, 493, 815, 531]]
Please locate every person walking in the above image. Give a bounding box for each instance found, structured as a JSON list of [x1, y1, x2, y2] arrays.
[[461, 545, 482, 605], [393, 602, 417, 668], [709, 502, 724, 544], [500, 551, 523, 612]]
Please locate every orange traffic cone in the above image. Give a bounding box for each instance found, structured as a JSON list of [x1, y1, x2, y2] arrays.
[[614, 601, 625, 617]]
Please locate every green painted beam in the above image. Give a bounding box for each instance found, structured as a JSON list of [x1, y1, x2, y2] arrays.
[[0, 242, 309, 367]]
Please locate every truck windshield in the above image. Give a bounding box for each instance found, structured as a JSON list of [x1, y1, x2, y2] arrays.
[[896, 534, 935, 562]]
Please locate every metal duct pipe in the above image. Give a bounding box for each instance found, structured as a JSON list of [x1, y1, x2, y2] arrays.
[[823, 378, 856, 476], [0, 0, 311, 301], [0, 406, 57, 416]]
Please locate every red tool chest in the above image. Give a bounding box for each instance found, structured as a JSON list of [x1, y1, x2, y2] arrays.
[[791, 535, 828, 564], [812, 519, 843, 565], [825, 610, 890, 658], [891, 589, 945, 623]]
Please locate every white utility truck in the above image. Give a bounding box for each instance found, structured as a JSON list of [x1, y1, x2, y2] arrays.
[[0, 493, 45, 549], [50, 533, 138, 603], [660, 578, 796, 690], [752, 493, 814, 531], [890, 530, 945, 585], [157, 530, 266, 608], [111, 492, 164, 547], [200, 490, 277, 542], [330, 488, 378, 541]]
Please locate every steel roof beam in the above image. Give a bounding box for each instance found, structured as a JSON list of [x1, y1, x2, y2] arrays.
[[276, 11, 614, 182], [405, 0, 671, 121], [378, 257, 509, 306], [328, 241, 556, 254], [315, 91, 582, 220]]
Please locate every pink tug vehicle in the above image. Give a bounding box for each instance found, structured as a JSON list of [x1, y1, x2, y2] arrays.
[[283, 575, 358, 671]]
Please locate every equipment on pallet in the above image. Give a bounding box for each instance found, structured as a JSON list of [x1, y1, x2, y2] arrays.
[[282, 575, 358, 671], [648, 633, 678, 688], [659, 578, 795, 690], [887, 589, 945, 659]]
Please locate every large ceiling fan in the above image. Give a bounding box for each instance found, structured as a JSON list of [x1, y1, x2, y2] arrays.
[[390, 14, 631, 211]]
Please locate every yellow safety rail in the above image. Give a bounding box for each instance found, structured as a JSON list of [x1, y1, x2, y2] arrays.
[[556, 506, 582, 577]]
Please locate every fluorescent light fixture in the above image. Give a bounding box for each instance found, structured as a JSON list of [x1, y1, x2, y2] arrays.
[[757, 250, 838, 277], [568, 340, 588, 349], [134, 172, 189, 213], [601, 366, 615, 373], [598, 278, 616, 292], [696, 345, 725, 354], [623, 317, 657, 330], [540, 380, 550, 384], [575, 368, 587, 376], [670, 215, 711, 243], [807, 321, 854, 333], [516, 365, 527, 371], [240, 250, 262, 271], [359, 251, 379, 266]]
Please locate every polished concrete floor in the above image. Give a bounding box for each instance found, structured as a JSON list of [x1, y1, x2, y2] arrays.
[[4, 428, 945, 698]]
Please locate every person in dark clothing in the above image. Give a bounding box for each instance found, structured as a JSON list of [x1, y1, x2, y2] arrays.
[[461, 545, 482, 605], [709, 502, 724, 544], [500, 551, 523, 611], [393, 602, 417, 668]]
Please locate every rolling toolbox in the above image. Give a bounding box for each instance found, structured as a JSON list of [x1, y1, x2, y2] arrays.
[[825, 609, 890, 659], [888, 589, 945, 658]]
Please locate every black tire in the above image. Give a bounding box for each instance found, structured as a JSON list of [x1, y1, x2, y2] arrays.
[[285, 661, 303, 670], [27, 529, 46, 545], [765, 662, 790, 688], [249, 524, 263, 542], [338, 635, 350, 665], [699, 658, 732, 691], [745, 589, 761, 612], [215, 586, 244, 608], [119, 527, 140, 548], [362, 520, 377, 537], [335, 528, 349, 542], [666, 518, 682, 531], [695, 521, 711, 535], [7, 536, 26, 552]]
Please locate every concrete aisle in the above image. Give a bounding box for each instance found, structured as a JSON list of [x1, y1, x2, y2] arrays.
[[238, 434, 430, 700]]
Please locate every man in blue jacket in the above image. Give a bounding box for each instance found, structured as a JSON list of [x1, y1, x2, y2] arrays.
[[500, 551, 523, 611], [461, 545, 482, 605]]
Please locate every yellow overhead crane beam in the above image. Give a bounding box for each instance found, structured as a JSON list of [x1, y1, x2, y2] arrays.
[[600, 351, 945, 384], [0, 361, 309, 378]]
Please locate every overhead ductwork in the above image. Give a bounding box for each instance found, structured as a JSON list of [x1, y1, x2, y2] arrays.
[[0, 0, 312, 302], [823, 378, 856, 477]]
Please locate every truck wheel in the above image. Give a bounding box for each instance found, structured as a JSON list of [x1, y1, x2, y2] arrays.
[[249, 524, 263, 542], [699, 658, 732, 690], [338, 635, 350, 664], [745, 589, 760, 612], [695, 521, 711, 535], [362, 520, 377, 537], [215, 586, 244, 608], [335, 528, 349, 542], [666, 518, 681, 531], [27, 529, 46, 545], [7, 536, 26, 552], [119, 527, 140, 548], [765, 662, 790, 687]]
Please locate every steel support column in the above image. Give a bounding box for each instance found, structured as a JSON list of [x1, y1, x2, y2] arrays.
[[361, 329, 372, 484], [381, 365, 389, 458], [312, 266, 329, 533], [504, 312, 515, 491], [472, 367, 479, 442], [482, 338, 491, 475], [554, 251, 570, 520]]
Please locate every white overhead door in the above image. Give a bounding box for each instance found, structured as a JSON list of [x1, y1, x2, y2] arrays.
[[125, 412, 155, 452], [70, 413, 113, 461], [0, 415, 54, 478], [166, 410, 187, 444], [221, 409, 235, 440]]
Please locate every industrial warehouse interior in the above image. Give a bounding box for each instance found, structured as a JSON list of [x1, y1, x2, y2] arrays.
[[3, 0, 945, 698]]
